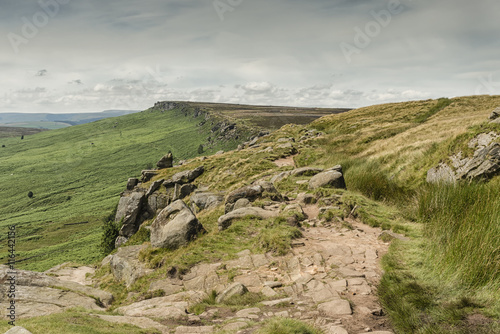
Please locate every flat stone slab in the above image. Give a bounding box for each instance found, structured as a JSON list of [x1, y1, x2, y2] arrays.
[[175, 326, 214, 333], [92, 314, 169, 333], [235, 307, 261, 319], [318, 300, 352, 317]]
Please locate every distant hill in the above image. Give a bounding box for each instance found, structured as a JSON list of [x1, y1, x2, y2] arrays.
[[0, 110, 141, 129]]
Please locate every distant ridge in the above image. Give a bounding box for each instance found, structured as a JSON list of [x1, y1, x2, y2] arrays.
[[0, 110, 140, 129]]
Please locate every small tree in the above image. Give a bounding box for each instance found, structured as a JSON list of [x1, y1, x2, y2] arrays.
[[21, 135, 24, 140], [27, 191, 34, 198], [100, 219, 120, 255], [197, 144, 204, 154]]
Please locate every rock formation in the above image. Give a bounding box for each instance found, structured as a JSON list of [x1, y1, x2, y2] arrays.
[[150, 200, 206, 249]]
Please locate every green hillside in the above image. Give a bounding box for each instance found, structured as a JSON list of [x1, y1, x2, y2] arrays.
[[0, 103, 255, 271]]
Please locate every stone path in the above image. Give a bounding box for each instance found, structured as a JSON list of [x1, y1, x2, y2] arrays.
[[34, 201, 396, 334]]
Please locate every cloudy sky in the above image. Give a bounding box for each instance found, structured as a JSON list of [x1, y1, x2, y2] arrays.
[[1, 0, 499, 113]]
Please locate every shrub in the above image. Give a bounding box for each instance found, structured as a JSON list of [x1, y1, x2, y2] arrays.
[[100, 219, 120, 255]]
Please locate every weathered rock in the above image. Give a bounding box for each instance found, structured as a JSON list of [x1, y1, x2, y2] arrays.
[[253, 180, 283, 201], [179, 183, 197, 199], [145, 179, 164, 197], [233, 198, 251, 210], [426, 163, 455, 184], [226, 185, 263, 204], [146, 193, 170, 216], [489, 107, 500, 120], [309, 168, 346, 190], [297, 192, 316, 204], [109, 245, 153, 287], [0, 265, 112, 319], [171, 166, 205, 184], [318, 299, 352, 316], [190, 191, 224, 212], [176, 326, 214, 333], [126, 178, 139, 190], [218, 207, 279, 231], [115, 191, 146, 238], [215, 282, 248, 303], [456, 143, 500, 180], [150, 200, 205, 249], [5, 327, 33, 334], [116, 297, 187, 320], [290, 167, 324, 177], [91, 314, 169, 333], [270, 171, 291, 183], [141, 170, 158, 182], [157, 152, 173, 169]]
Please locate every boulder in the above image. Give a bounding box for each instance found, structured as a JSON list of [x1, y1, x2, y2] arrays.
[[190, 191, 224, 213], [233, 198, 251, 210], [226, 185, 263, 205], [171, 166, 205, 185], [309, 167, 346, 190], [157, 152, 173, 169], [145, 179, 164, 197], [252, 180, 282, 200], [297, 192, 316, 204], [489, 107, 500, 121], [456, 143, 500, 180], [146, 193, 170, 216], [179, 183, 197, 199], [150, 200, 205, 249], [290, 167, 324, 177], [218, 207, 279, 231], [126, 178, 139, 190], [216, 283, 248, 303], [109, 245, 154, 287], [426, 163, 456, 184], [141, 170, 159, 182], [115, 191, 146, 238], [270, 171, 291, 184]]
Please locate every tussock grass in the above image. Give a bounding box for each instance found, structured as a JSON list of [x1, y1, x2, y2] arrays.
[[417, 182, 500, 289]]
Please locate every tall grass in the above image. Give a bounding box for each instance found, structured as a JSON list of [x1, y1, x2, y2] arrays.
[[417, 182, 500, 289]]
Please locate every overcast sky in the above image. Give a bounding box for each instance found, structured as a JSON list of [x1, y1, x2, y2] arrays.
[[1, 0, 499, 113]]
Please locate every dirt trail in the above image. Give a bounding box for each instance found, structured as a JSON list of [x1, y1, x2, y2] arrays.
[[47, 208, 394, 334]]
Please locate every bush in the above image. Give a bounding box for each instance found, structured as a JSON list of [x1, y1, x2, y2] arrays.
[[100, 219, 120, 255]]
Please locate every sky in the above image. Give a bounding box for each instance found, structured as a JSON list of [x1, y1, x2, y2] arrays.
[[1, 0, 499, 113]]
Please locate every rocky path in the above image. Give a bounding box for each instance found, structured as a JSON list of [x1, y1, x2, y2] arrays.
[[88, 208, 395, 334]]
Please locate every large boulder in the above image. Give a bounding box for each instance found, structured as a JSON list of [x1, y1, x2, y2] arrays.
[[190, 191, 224, 213], [165, 166, 205, 185], [309, 166, 346, 190], [150, 200, 205, 249], [126, 178, 139, 190], [157, 152, 173, 169], [218, 207, 279, 231], [226, 185, 263, 205], [109, 245, 154, 287], [141, 170, 159, 182], [456, 142, 500, 180], [145, 179, 164, 197], [115, 191, 146, 239]]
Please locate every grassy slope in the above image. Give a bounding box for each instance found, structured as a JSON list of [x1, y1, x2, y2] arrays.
[[307, 95, 500, 333], [0, 105, 252, 271]]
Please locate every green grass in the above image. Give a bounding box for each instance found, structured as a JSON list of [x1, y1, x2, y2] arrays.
[[417, 182, 500, 289], [0, 105, 253, 271], [257, 317, 323, 334], [0, 308, 159, 334]]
